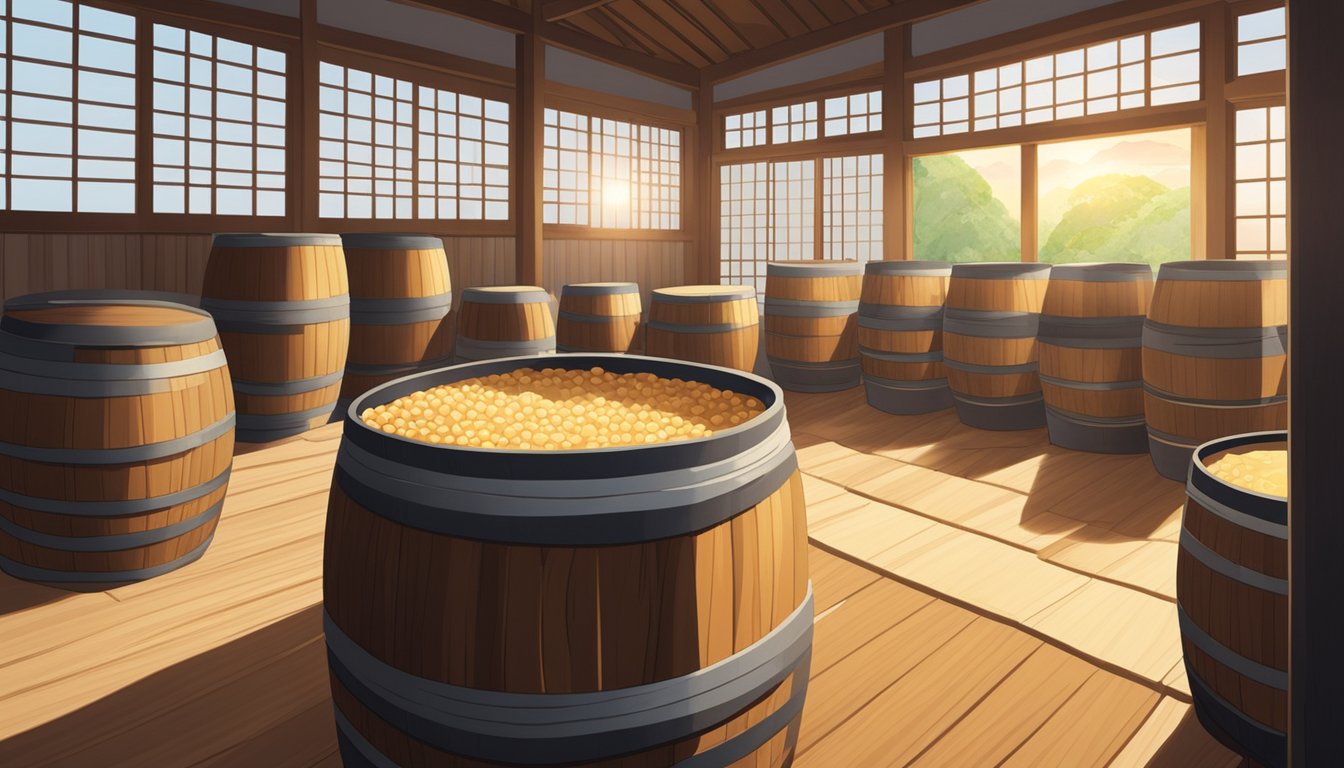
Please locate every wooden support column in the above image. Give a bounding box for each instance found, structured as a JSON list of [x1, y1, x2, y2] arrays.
[[883, 27, 908, 259], [1199, 2, 1231, 258], [297, 0, 318, 231], [516, 12, 545, 286], [695, 70, 716, 284], [1021, 144, 1038, 261], [1289, 1, 1344, 765]]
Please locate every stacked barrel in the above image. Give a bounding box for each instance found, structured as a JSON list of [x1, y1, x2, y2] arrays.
[[0, 292, 235, 584], [644, 285, 759, 372], [202, 234, 350, 442], [763, 260, 862, 392], [556, 282, 642, 353], [858, 261, 954, 414], [943, 263, 1052, 430], [455, 286, 557, 363], [1038, 263, 1153, 453], [338, 234, 453, 409], [1141, 260, 1288, 480]]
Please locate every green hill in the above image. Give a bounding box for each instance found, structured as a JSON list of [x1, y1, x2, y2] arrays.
[[1039, 174, 1190, 267], [912, 154, 1020, 262]]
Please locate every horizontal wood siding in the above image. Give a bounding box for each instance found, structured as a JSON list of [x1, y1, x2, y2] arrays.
[[543, 239, 690, 318]]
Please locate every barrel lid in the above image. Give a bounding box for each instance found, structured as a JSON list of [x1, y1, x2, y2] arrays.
[[462, 285, 551, 303], [950, 262, 1053, 279], [0, 291, 219, 347], [767, 259, 863, 277], [1048, 262, 1154, 282], [1157, 259, 1288, 281], [562, 282, 640, 296], [865, 260, 952, 276], [340, 233, 445, 251], [212, 233, 343, 248], [1190, 431, 1288, 521], [654, 285, 756, 303]]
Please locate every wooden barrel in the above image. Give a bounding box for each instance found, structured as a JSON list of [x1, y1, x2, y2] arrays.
[[1179, 431, 1286, 768], [645, 285, 759, 372], [0, 291, 235, 584], [1038, 263, 1154, 453], [943, 262, 1052, 430], [201, 233, 349, 443], [338, 234, 453, 409], [1142, 260, 1287, 480], [858, 260, 953, 414], [455, 285, 556, 362], [325, 354, 812, 767], [556, 282, 641, 353], [764, 260, 862, 392]]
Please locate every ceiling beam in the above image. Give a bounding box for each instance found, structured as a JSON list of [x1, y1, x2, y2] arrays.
[[539, 20, 701, 88], [701, 0, 990, 84], [395, 0, 531, 33], [543, 0, 618, 23]]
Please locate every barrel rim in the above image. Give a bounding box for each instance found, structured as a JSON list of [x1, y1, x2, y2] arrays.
[[0, 293, 220, 347], [766, 259, 863, 277], [561, 282, 641, 296], [1189, 430, 1287, 521], [1046, 262, 1156, 279], [460, 285, 551, 303], [344, 353, 786, 481], [339, 232, 446, 250], [1157, 259, 1288, 279], [652, 284, 756, 302], [864, 260, 952, 275], [949, 261, 1053, 278], [212, 232, 343, 247]]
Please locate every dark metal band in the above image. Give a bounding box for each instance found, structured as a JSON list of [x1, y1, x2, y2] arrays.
[[461, 287, 550, 304], [1142, 320, 1287, 359], [203, 295, 351, 327], [0, 309, 217, 348], [764, 299, 859, 317], [0, 412, 235, 464], [767, 260, 861, 277], [344, 356, 455, 377], [864, 261, 951, 276], [944, 358, 1039, 375], [562, 282, 640, 296], [858, 305, 943, 327], [1156, 260, 1286, 281], [0, 349, 230, 397], [454, 336, 556, 361], [943, 311, 1039, 339], [557, 310, 637, 325], [340, 233, 444, 250], [0, 468, 231, 517], [646, 320, 755, 334], [653, 287, 755, 304], [235, 404, 337, 442], [950, 263, 1051, 280], [0, 534, 215, 583], [212, 233, 342, 247], [1047, 263, 1154, 282], [1177, 601, 1286, 688], [349, 294, 451, 325], [232, 370, 345, 396], [0, 497, 223, 551]]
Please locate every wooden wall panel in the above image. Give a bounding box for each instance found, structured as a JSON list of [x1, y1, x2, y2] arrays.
[[542, 239, 689, 317], [0, 234, 214, 307], [441, 236, 517, 310]]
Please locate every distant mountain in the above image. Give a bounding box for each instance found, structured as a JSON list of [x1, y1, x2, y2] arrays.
[[1088, 140, 1190, 168], [1039, 174, 1189, 266], [912, 154, 1020, 262]]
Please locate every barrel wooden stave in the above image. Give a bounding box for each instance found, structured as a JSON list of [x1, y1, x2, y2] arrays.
[[324, 355, 811, 768], [202, 234, 350, 442], [645, 286, 759, 372], [0, 295, 234, 584], [455, 286, 557, 362], [557, 283, 642, 354], [1142, 260, 1287, 480], [764, 261, 863, 393], [1178, 432, 1287, 768], [857, 261, 954, 415]]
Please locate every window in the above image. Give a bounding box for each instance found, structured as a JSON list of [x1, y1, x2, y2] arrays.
[[724, 109, 765, 149], [1037, 128, 1191, 267], [3, 0, 137, 213], [771, 101, 817, 144], [913, 22, 1200, 138], [152, 23, 286, 216], [912, 146, 1020, 261], [417, 84, 509, 221], [542, 107, 681, 230], [823, 90, 882, 137], [1237, 6, 1286, 76], [771, 160, 814, 260], [719, 159, 815, 300], [823, 154, 883, 261], [1234, 105, 1286, 259]]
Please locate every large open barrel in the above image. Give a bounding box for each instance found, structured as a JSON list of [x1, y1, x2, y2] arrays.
[[324, 354, 812, 767], [201, 233, 350, 443], [645, 285, 759, 372], [943, 262, 1052, 430], [1142, 260, 1287, 480], [339, 233, 453, 408], [858, 260, 953, 414], [455, 285, 556, 362], [1179, 430, 1286, 768], [763, 260, 862, 392], [556, 282, 641, 353], [1039, 263, 1153, 453], [0, 291, 235, 584]]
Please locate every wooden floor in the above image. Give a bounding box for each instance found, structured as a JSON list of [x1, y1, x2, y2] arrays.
[[0, 388, 1242, 767]]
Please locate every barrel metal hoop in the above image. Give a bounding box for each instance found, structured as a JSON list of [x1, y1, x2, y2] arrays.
[[949, 264, 1052, 279], [1142, 320, 1287, 359], [1046, 266, 1154, 282], [1156, 261, 1287, 281], [767, 261, 862, 277], [0, 467, 231, 517], [212, 233, 342, 247], [653, 289, 755, 304], [454, 336, 556, 360], [203, 296, 351, 328], [461, 287, 551, 304], [0, 314, 218, 348], [0, 496, 224, 552], [943, 314, 1040, 339], [349, 295, 452, 325], [0, 347, 228, 383], [561, 283, 640, 297], [235, 405, 337, 441], [1038, 314, 1145, 340], [1184, 663, 1285, 751], [1180, 527, 1287, 595], [864, 263, 951, 276], [325, 586, 812, 766], [857, 311, 941, 331], [1043, 405, 1143, 427], [0, 412, 235, 464], [1038, 335, 1141, 350], [646, 320, 755, 335], [344, 356, 455, 377], [0, 534, 215, 583], [943, 358, 1039, 375], [340, 233, 444, 250], [1039, 373, 1142, 391], [557, 310, 638, 325], [1185, 483, 1287, 538], [860, 348, 943, 363], [953, 392, 1044, 407], [1143, 384, 1286, 408], [1176, 601, 1287, 689], [863, 375, 949, 390], [763, 299, 859, 317], [232, 370, 345, 396]]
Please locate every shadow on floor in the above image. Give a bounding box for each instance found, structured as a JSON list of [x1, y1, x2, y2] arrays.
[[0, 572, 78, 617], [0, 604, 335, 768]]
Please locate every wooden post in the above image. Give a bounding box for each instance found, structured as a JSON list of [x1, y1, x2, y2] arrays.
[[883, 27, 907, 259], [1020, 144, 1038, 261], [1201, 2, 1230, 259], [516, 11, 545, 287], [696, 70, 716, 284], [1288, 1, 1344, 765], [297, 0, 318, 231]]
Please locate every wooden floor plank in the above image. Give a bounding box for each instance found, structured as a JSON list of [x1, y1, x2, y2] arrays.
[[1108, 697, 1243, 768], [999, 666, 1161, 767], [805, 547, 881, 613]]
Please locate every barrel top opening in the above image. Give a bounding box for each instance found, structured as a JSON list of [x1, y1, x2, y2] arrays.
[[1047, 262, 1155, 280], [655, 285, 756, 300], [461, 286, 551, 303], [4, 304, 208, 328], [1191, 431, 1289, 521], [767, 259, 863, 277], [865, 260, 952, 275], [950, 262, 1053, 278], [339, 233, 446, 251], [212, 233, 343, 248], [1157, 259, 1288, 280], [563, 282, 641, 295]]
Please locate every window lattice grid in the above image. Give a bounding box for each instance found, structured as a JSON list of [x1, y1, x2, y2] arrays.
[[771, 159, 815, 263], [591, 116, 634, 229], [416, 86, 510, 221], [151, 22, 286, 216], [823, 154, 884, 262], [723, 109, 765, 150], [1234, 105, 1287, 259], [913, 21, 1200, 138], [3, 0, 137, 213], [823, 90, 883, 137], [317, 62, 412, 220], [718, 159, 816, 302], [770, 101, 817, 144], [636, 123, 680, 230], [543, 108, 589, 225], [1237, 6, 1286, 76]]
